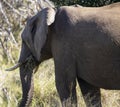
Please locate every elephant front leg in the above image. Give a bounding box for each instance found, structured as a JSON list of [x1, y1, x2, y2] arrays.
[[55, 61, 77, 107], [53, 47, 77, 107], [56, 78, 77, 107]]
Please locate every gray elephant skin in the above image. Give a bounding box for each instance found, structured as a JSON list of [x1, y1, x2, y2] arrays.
[[7, 2, 120, 107]]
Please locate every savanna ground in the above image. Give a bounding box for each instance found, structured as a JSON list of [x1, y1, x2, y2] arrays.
[[0, 0, 120, 107]]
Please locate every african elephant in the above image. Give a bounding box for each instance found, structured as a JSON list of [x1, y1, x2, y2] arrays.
[[7, 2, 120, 107]]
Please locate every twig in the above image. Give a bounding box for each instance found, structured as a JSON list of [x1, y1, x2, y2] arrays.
[[3, 0, 25, 18], [0, 38, 7, 57], [0, 2, 11, 26], [5, 28, 18, 47]]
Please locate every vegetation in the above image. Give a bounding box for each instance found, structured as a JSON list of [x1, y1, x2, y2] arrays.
[[0, 0, 120, 107], [51, 0, 120, 6]]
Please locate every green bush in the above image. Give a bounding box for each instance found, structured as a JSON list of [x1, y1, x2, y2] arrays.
[[51, 0, 120, 6]]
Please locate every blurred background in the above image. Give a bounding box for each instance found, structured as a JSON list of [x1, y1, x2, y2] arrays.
[[0, 0, 120, 107]]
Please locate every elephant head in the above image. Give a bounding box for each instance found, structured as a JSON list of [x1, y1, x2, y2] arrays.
[[6, 7, 56, 107]]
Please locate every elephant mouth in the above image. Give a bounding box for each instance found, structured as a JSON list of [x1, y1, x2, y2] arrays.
[[5, 55, 38, 71]]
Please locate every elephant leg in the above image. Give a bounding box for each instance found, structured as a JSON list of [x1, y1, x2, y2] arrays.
[[78, 78, 102, 107], [56, 77, 77, 107], [54, 60, 77, 107]]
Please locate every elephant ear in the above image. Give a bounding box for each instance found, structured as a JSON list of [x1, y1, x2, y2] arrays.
[[23, 7, 56, 61]]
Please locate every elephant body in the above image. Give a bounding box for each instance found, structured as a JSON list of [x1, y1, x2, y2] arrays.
[[8, 2, 120, 107], [52, 5, 120, 89]]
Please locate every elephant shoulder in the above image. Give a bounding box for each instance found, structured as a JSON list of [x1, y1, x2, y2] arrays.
[[54, 6, 75, 33]]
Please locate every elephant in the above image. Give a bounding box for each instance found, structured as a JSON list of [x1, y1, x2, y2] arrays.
[[6, 2, 120, 107]]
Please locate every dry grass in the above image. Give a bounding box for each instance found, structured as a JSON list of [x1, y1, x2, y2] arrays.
[[0, 59, 120, 107]]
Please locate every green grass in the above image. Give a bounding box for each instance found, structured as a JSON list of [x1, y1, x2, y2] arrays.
[[0, 59, 120, 107]]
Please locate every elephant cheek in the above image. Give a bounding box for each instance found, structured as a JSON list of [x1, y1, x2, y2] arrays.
[[19, 43, 31, 63], [19, 65, 34, 107]]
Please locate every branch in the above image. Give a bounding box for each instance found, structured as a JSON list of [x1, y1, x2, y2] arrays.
[[3, 0, 25, 18], [0, 2, 11, 26]]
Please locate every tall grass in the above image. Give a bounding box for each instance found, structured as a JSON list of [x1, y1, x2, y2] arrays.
[[0, 59, 120, 107]]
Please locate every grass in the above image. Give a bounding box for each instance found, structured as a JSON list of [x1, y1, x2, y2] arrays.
[[0, 59, 120, 107]]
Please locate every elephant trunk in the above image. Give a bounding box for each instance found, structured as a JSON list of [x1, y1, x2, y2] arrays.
[[18, 55, 38, 107], [19, 65, 34, 107]]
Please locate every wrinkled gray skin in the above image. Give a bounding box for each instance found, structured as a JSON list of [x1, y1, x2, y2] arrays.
[[17, 3, 120, 107]]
